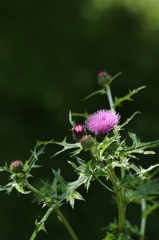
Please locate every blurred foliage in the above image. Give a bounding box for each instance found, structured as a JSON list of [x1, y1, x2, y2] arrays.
[[0, 0, 159, 239]]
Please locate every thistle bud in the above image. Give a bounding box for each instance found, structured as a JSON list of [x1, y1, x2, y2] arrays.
[[97, 71, 111, 87], [10, 160, 23, 173], [72, 124, 87, 142], [80, 135, 95, 149]]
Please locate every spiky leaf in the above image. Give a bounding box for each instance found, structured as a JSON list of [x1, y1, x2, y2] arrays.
[[51, 137, 81, 157], [125, 133, 159, 155], [113, 86, 146, 108]]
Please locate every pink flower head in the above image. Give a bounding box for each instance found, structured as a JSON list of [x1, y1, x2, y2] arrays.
[[98, 71, 107, 77], [72, 124, 87, 142], [85, 109, 120, 135], [73, 124, 84, 133]]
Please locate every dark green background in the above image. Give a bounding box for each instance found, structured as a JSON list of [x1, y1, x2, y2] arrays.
[[0, 1, 159, 239]]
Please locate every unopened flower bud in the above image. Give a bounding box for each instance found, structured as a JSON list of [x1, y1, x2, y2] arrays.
[[10, 160, 23, 173], [72, 124, 87, 142], [97, 71, 111, 87], [80, 135, 95, 149]]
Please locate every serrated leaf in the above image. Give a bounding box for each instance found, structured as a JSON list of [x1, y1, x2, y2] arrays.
[[84, 175, 93, 192], [109, 72, 122, 84], [52, 169, 67, 186], [138, 164, 159, 176], [126, 182, 159, 203], [143, 202, 159, 217], [125, 133, 159, 155], [68, 110, 76, 127], [67, 174, 88, 189], [84, 88, 107, 101], [24, 140, 54, 175], [53, 174, 88, 207], [67, 160, 78, 169], [142, 150, 155, 155], [32, 140, 54, 160], [0, 182, 13, 193], [0, 166, 11, 173], [51, 137, 81, 157], [103, 232, 115, 240], [70, 148, 83, 157], [112, 159, 140, 174], [113, 86, 146, 108], [120, 112, 140, 129], [70, 110, 88, 119], [66, 190, 84, 208]]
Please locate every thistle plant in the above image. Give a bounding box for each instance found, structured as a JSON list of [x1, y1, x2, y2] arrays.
[[1, 71, 159, 240]]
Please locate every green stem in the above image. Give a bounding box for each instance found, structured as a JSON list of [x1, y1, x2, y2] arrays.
[[140, 198, 147, 240], [25, 181, 40, 194], [91, 146, 126, 233], [101, 83, 126, 235], [107, 166, 126, 234], [106, 83, 126, 194], [30, 206, 54, 240], [25, 181, 78, 240], [106, 85, 114, 110], [55, 208, 78, 240]]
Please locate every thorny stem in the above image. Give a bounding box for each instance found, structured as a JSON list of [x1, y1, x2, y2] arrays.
[[105, 84, 126, 235], [92, 145, 126, 233], [25, 180, 78, 240], [92, 84, 126, 235], [30, 206, 54, 240], [106, 166, 126, 234], [106, 85, 125, 174], [91, 148, 126, 235], [55, 208, 78, 240], [106, 84, 125, 177]]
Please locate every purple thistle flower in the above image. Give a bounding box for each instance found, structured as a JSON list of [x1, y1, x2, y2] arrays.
[[85, 109, 120, 135]]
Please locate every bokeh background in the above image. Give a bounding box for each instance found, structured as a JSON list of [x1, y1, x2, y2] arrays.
[[0, 0, 159, 239]]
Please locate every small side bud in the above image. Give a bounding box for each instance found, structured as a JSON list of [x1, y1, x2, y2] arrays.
[[97, 71, 111, 87], [72, 124, 87, 142], [10, 160, 23, 173], [80, 135, 95, 149]]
